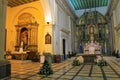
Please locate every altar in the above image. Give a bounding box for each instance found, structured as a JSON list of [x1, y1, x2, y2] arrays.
[[77, 54, 101, 63], [11, 51, 28, 60], [79, 41, 102, 63], [84, 41, 101, 54]]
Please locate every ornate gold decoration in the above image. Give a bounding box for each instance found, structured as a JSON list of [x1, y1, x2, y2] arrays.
[[15, 13, 39, 51], [18, 13, 36, 26]]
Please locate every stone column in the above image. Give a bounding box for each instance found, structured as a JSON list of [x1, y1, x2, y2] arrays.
[[0, 0, 11, 79], [0, 0, 7, 60]]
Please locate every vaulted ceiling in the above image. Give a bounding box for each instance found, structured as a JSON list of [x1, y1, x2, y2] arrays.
[[8, 0, 39, 7], [67, 0, 110, 17]]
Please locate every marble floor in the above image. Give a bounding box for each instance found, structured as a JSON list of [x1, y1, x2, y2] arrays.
[[4, 56, 120, 80]]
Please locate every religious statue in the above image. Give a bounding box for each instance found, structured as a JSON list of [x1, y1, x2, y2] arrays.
[[19, 41, 23, 52], [89, 25, 94, 34], [89, 24, 95, 41], [20, 28, 28, 50], [79, 43, 83, 53]]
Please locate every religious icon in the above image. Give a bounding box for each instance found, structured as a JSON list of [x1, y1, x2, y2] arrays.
[[45, 33, 51, 44]]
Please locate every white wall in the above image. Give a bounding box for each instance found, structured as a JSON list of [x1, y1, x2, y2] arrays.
[[111, 0, 120, 52], [113, 1, 120, 27], [53, 1, 75, 55]]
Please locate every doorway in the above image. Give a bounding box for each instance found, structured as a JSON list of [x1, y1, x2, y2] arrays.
[[62, 39, 66, 60]]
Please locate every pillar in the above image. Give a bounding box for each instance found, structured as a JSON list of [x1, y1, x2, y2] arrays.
[[0, 0, 7, 60], [0, 0, 11, 79]]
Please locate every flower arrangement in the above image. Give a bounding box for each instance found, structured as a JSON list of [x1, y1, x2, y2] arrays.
[[72, 58, 80, 66], [97, 56, 107, 66]]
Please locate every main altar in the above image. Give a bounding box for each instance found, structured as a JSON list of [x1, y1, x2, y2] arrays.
[[81, 41, 101, 63], [84, 41, 101, 54], [81, 22, 101, 63]]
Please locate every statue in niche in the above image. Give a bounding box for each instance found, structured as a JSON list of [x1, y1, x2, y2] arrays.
[[89, 25, 95, 41], [89, 25, 94, 34], [20, 28, 28, 50], [45, 33, 51, 44]]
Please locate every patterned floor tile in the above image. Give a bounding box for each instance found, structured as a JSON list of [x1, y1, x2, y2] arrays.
[[65, 72, 76, 75], [73, 76, 92, 80], [8, 57, 120, 80], [48, 74, 60, 78], [91, 77, 103, 80], [54, 72, 64, 75], [106, 78, 120, 80], [42, 77, 56, 80], [27, 75, 42, 80], [15, 75, 29, 79], [60, 75, 74, 79]]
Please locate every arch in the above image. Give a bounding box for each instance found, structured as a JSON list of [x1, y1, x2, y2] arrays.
[[12, 7, 39, 25]]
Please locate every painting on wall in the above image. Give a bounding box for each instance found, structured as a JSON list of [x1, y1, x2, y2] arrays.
[[45, 33, 51, 44]]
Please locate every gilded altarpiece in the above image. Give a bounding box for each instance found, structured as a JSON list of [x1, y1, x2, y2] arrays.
[[77, 11, 110, 55], [15, 13, 39, 52]]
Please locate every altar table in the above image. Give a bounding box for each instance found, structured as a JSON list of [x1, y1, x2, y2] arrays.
[[77, 54, 101, 63], [11, 52, 28, 60]]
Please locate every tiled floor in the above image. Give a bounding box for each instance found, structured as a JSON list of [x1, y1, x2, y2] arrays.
[[6, 56, 120, 80]]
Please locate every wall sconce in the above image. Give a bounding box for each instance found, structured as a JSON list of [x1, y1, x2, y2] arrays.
[[47, 22, 50, 24], [46, 17, 51, 24]]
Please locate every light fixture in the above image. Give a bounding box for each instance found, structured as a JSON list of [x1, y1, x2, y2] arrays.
[[47, 22, 50, 24], [46, 17, 51, 24]]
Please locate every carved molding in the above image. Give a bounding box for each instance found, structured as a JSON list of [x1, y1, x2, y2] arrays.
[[60, 28, 70, 35]]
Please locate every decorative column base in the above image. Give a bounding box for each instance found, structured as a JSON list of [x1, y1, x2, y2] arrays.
[[0, 60, 11, 79]]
